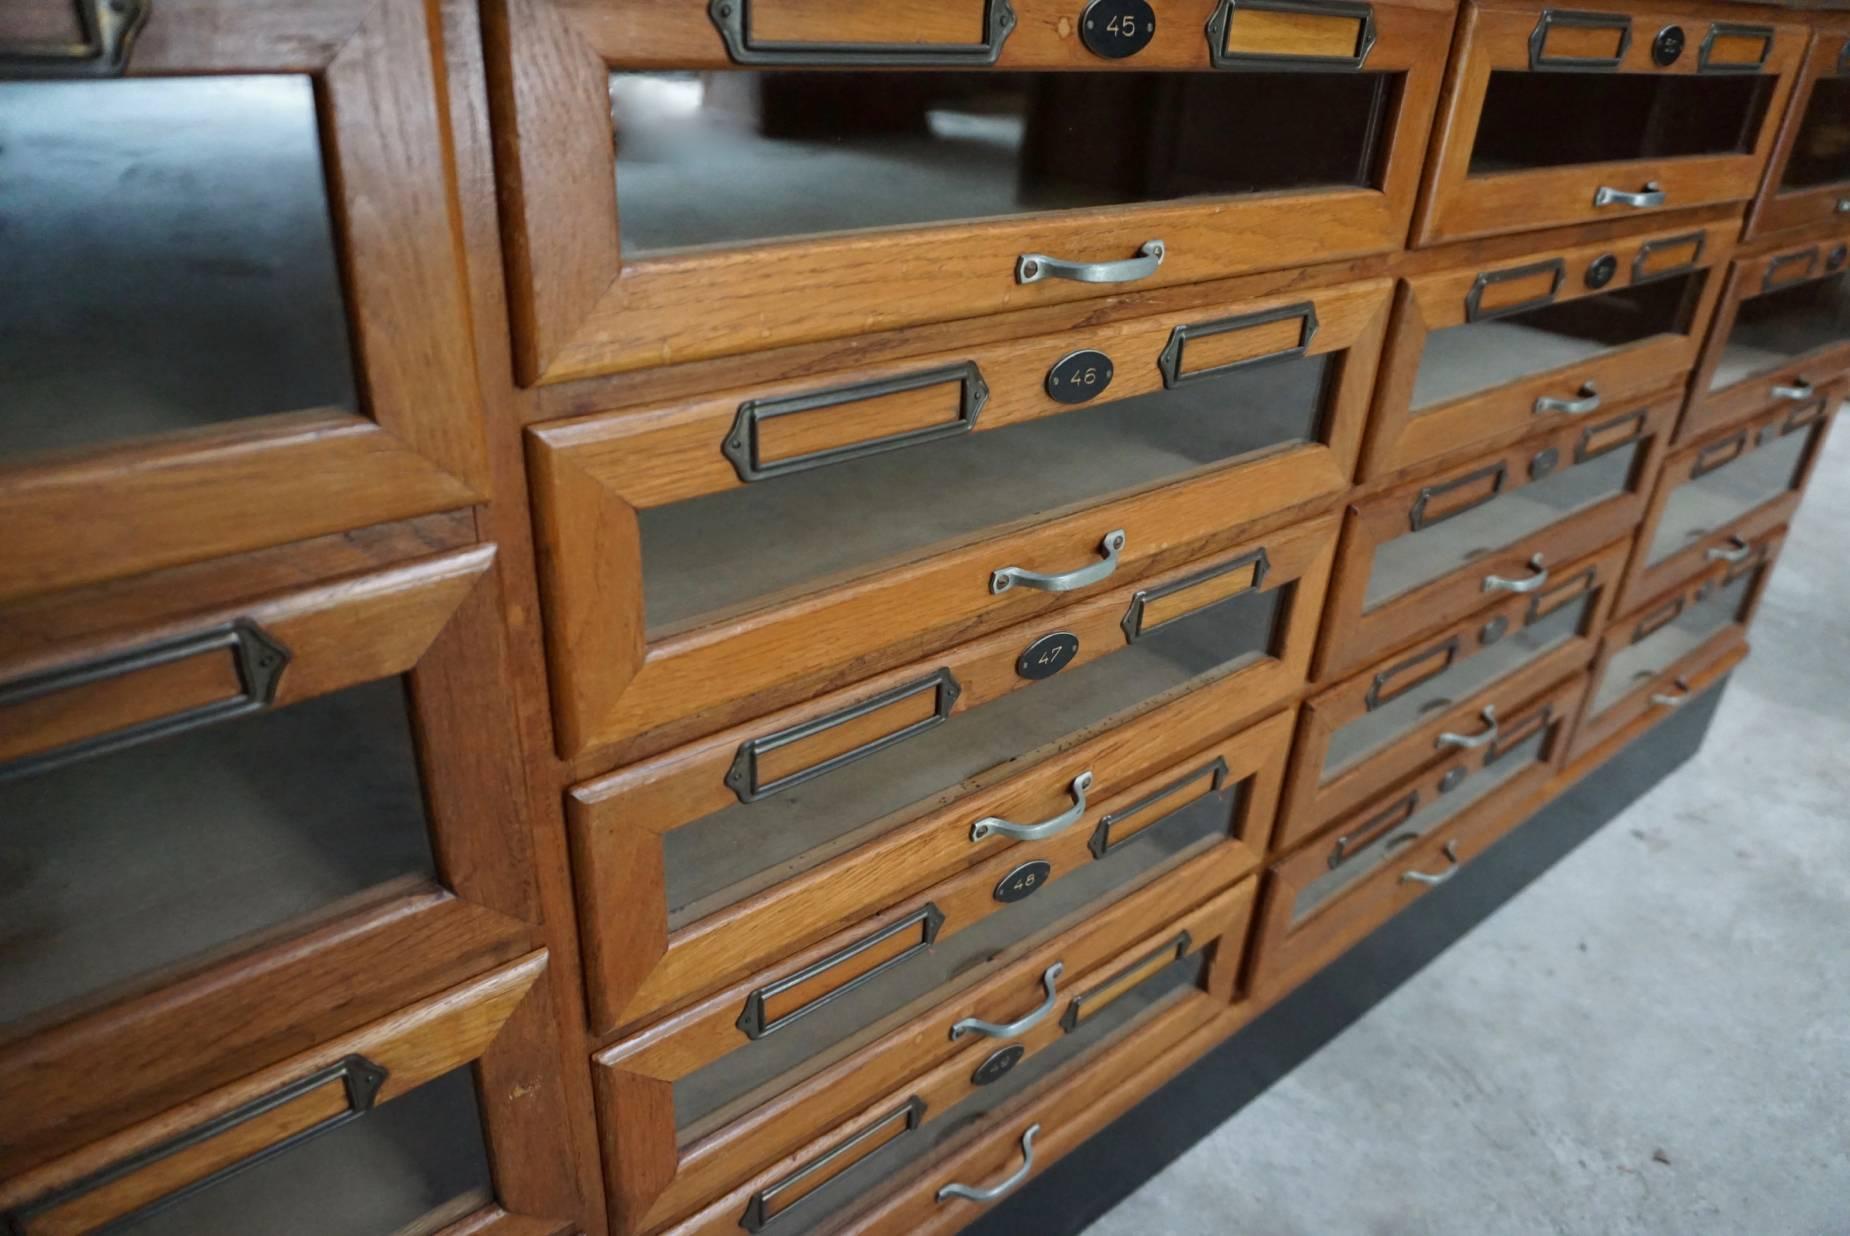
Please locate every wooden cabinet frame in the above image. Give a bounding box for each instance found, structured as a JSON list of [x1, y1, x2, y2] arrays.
[[1745, 19, 1850, 241], [531, 283, 1384, 767], [1682, 227, 1850, 443], [1280, 537, 1627, 852], [0, 0, 490, 604], [1574, 526, 1782, 761], [1620, 390, 1833, 613], [591, 855, 1258, 1235], [0, 956, 583, 1236], [1413, 0, 1805, 245], [1321, 394, 1676, 681], [0, 535, 556, 1188], [566, 515, 1333, 1035], [1249, 674, 1586, 1003], [484, 0, 1453, 384], [1363, 219, 1735, 479]]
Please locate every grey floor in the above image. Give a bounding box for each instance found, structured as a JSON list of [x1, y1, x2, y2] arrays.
[[1085, 417, 1850, 1236]]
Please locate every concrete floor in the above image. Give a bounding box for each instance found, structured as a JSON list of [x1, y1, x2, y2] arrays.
[[1085, 417, 1850, 1236]]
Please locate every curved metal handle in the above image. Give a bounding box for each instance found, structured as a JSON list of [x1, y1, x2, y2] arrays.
[[991, 530, 1126, 595], [1435, 706, 1499, 752], [937, 1125, 1040, 1203], [1399, 840, 1460, 886], [1017, 241, 1164, 285], [1652, 678, 1690, 709], [971, 772, 1093, 842], [950, 965, 1063, 1040], [1534, 381, 1601, 416], [1593, 181, 1666, 209], [1705, 536, 1752, 564], [1836, 197, 1850, 215], [1483, 554, 1549, 595], [1771, 379, 1814, 402]]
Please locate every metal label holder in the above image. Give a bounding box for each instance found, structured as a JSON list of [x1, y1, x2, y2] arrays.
[[0, 0, 148, 78], [709, 0, 1016, 66], [1206, 0, 1378, 72]]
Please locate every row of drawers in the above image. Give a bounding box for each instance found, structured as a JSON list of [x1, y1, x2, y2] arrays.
[[565, 384, 1827, 1232], [4, 0, 1850, 607]]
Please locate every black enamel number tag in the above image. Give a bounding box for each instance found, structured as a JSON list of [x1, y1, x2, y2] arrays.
[[1080, 0, 1156, 59], [1017, 631, 1079, 680], [994, 860, 1053, 904], [1046, 349, 1114, 404]]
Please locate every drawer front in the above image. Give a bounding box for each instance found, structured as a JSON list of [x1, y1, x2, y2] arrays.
[[568, 517, 1330, 1034], [1282, 537, 1626, 850], [594, 850, 1256, 1235], [0, 956, 570, 1236], [492, 0, 1453, 383], [1624, 393, 1832, 612], [533, 282, 1384, 764], [1575, 527, 1782, 759], [0, 0, 485, 601], [1322, 395, 1673, 679], [1746, 26, 1850, 241], [1414, 1, 1804, 244], [1252, 675, 1585, 1001], [1365, 220, 1734, 478], [0, 540, 545, 1176], [1683, 232, 1850, 442]]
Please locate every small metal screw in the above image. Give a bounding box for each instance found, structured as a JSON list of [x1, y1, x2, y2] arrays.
[[717, 3, 732, 15]]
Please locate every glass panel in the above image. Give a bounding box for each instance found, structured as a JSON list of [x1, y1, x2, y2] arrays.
[[1707, 271, 1850, 390], [1591, 566, 1760, 716], [1293, 724, 1550, 924], [674, 777, 1244, 1134], [1645, 426, 1814, 565], [1779, 77, 1850, 189], [664, 583, 1285, 927], [0, 680, 435, 1027], [1469, 71, 1772, 173], [640, 355, 1330, 634], [1413, 275, 1699, 410], [0, 77, 358, 462], [759, 953, 1205, 1235], [1365, 443, 1640, 610], [1324, 592, 1591, 775], [610, 70, 1394, 254], [117, 1067, 494, 1236]]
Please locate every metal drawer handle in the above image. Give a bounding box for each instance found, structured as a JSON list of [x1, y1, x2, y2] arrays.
[[991, 530, 1126, 595], [1652, 678, 1691, 709], [1436, 706, 1499, 752], [1483, 554, 1549, 595], [1705, 536, 1752, 564], [1534, 381, 1601, 416], [1017, 241, 1165, 285], [1593, 181, 1665, 209], [1836, 198, 1850, 215], [951, 965, 1063, 1040], [1399, 840, 1460, 886], [1771, 379, 1814, 401], [937, 1125, 1040, 1203], [972, 772, 1093, 842]]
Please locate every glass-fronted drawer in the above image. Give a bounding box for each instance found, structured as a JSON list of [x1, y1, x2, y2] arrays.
[[1684, 231, 1850, 441], [0, 538, 557, 1182], [1251, 675, 1583, 1001], [1746, 24, 1850, 240], [1576, 529, 1780, 760], [1322, 395, 1672, 680], [1624, 394, 1830, 613], [1282, 537, 1626, 850], [594, 849, 1255, 1235], [532, 281, 1384, 764], [492, 0, 1455, 382], [568, 516, 1332, 1035], [1365, 220, 1731, 478], [0, 1, 484, 601], [0, 957, 564, 1236], [1414, 1, 1803, 244]]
